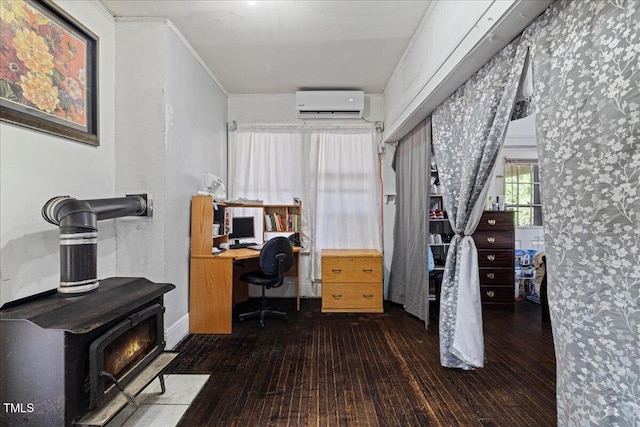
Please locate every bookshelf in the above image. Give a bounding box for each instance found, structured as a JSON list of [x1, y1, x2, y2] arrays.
[[428, 149, 451, 310], [429, 165, 452, 271], [190, 195, 228, 255], [190, 196, 302, 253], [224, 202, 301, 246], [262, 204, 302, 243]]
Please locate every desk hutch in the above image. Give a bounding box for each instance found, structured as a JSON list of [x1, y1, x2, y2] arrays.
[[189, 195, 301, 334]]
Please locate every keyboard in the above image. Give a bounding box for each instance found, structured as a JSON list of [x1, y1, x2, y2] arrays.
[[229, 242, 255, 249]]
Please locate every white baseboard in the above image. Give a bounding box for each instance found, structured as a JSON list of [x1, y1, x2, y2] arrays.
[[165, 313, 189, 350]]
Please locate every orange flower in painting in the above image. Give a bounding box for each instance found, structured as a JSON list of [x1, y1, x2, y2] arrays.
[[20, 71, 59, 113], [13, 28, 55, 75]]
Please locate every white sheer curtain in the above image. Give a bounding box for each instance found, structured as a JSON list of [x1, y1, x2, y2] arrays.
[[229, 126, 305, 204], [229, 125, 382, 281], [307, 128, 382, 280]]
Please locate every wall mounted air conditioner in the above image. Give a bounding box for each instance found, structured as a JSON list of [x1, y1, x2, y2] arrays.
[[296, 90, 364, 119]]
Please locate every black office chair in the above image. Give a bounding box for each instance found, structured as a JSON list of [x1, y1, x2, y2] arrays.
[[238, 237, 293, 328]]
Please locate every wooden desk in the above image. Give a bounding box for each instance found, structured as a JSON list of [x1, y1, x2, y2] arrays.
[[189, 247, 300, 334]]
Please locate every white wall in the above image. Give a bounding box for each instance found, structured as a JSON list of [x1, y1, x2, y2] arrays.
[[114, 19, 228, 348], [0, 1, 116, 306], [165, 26, 228, 342], [383, 0, 551, 143], [114, 21, 167, 290]]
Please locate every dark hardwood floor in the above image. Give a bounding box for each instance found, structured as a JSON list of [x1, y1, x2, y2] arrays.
[[168, 299, 556, 426]]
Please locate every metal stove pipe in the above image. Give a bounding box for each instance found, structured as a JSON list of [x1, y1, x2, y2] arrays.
[[42, 194, 151, 294]]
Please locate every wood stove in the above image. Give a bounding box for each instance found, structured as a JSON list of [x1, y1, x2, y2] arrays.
[[0, 277, 176, 426], [89, 302, 165, 410], [1, 194, 177, 426]]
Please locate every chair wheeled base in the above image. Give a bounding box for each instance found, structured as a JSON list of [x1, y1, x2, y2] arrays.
[[238, 287, 288, 328]]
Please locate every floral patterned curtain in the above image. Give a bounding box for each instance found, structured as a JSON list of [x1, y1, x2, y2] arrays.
[[431, 40, 528, 369], [525, 0, 640, 424]]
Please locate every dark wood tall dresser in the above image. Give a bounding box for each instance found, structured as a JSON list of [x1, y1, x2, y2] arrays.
[[473, 211, 515, 310]]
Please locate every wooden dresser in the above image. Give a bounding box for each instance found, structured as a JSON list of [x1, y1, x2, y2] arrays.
[[473, 211, 515, 310], [321, 249, 383, 313]]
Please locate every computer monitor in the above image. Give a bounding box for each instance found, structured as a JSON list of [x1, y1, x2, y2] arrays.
[[229, 216, 255, 242]]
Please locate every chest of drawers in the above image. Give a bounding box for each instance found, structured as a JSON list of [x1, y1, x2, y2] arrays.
[[473, 211, 515, 310], [321, 249, 383, 313]]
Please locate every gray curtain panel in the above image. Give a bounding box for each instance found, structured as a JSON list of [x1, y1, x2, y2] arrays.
[[525, 0, 640, 424], [431, 40, 528, 369], [388, 119, 430, 322]]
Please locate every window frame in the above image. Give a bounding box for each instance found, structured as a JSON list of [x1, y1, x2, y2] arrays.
[[503, 158, 543, 227]]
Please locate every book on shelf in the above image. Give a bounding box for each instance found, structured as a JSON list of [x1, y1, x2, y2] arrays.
[[286, 213, 301, 232], [264, 213, 273, 231], [264, 212, 301, 232], [263, 212, 300, 232], [264, 213, 282, 231]]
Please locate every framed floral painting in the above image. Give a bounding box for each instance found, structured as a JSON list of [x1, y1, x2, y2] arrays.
[[0, 0, 99, 146]]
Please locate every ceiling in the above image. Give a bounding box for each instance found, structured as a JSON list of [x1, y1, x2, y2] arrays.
[[99, 0, 432, 95]]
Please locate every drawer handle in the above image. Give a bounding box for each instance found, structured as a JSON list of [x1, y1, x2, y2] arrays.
[[331, 269, 342, 274], [362, 269, 373, 274], [486, 291, 495, 298], [363, 294, 373, 299], [487, 219, 496, 225], [487, 273, 495, 279], [487, 254, 496, 261], [331, 294, 342, 300], [487, 237, 495, 243]]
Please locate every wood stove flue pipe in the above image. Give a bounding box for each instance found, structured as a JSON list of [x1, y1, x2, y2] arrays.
[[42, 194, 152, 294]]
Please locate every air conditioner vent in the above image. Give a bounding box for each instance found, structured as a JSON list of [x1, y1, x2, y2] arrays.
[[296, 91, 364, 119]]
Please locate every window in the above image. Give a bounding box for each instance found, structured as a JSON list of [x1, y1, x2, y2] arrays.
[[229, 129, 305, 204], [504, 159, 542, 226], [310, 130, 381, 253], [229, 127, 382, 280]]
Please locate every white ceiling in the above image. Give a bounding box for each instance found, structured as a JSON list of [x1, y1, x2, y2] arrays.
[[99, 0, 432, 94]]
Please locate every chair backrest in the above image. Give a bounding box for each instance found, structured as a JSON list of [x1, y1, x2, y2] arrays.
[[259, 236, 293, 276]]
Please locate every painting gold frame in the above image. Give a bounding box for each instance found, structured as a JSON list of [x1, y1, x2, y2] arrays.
[[0, 0, 99, 146]]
